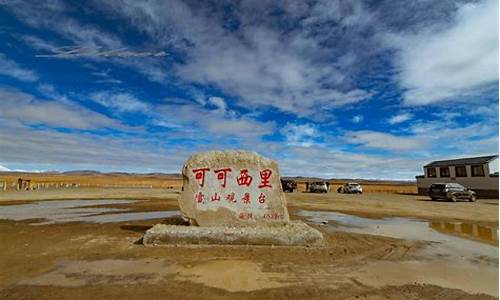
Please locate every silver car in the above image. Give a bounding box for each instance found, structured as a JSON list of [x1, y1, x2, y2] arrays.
[[337, 182, 363, 194], [308, 182, 329, 193]]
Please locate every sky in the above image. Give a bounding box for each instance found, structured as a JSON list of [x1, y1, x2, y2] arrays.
[[0, 0, 498, 179]]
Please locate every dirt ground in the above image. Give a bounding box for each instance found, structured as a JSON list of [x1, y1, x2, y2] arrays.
[[0, 188, 497, 299]]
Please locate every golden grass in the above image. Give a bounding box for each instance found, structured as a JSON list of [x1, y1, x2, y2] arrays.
[[0, 173, 417, 194], [0, 173, 182, 189], [296, 181, 417, 194]]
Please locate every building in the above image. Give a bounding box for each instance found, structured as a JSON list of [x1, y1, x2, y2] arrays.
[[416, 155, 499, 198]]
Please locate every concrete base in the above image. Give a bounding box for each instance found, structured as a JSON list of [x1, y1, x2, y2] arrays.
[[142, 221, 324, 247]]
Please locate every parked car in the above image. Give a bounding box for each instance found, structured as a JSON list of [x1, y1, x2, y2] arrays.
[[428, 183, 476, 202], [337, 182, 363, 194], [280, 179, 297, 193], [308, 182, 329, 193]]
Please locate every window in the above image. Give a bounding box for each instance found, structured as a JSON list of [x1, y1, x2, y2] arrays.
[[427, 167, 436, 178], [471, 165, 485, 177], [455, 166, 467, 177], [440, 167, 450, 177]]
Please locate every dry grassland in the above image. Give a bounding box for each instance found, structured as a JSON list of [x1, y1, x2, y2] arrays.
[[1, 173, 417, 194]]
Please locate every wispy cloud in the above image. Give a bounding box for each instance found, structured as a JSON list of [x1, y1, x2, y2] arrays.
[[3, 1, 169, 83], [352, 115, 363, 123], [0, 88, 120, 130], [280, 123, 319, 147], [35, 46, 167, 58], [0, 125, 188, 172], [385, 0, 498, 105], [90, 91, 151, 113], [156, 100, 275, 139], [0, 53, 38, 82], [388, 113, 413, 125], [345, 130, 427, 152], [97, 0, 373, 117]]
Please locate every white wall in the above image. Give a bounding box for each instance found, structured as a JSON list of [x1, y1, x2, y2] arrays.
[[489, 158, 499, 174]]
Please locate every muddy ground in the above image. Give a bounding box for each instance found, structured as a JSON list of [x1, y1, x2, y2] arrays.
[[0, 188, 497, 299]]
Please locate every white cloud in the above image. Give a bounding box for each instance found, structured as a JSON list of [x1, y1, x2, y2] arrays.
[[0, 89, 120, 129], [386, 0, 498, 105], [4, 1, 168, 83], [0, 53, 38, 82], [280, 123, 319, 147], [90, 91, 150, 113], [21, 35, 59, 51], [207, 96, 227, 112], [346, 130, 427, 151], [388, 113, 413, 125], [352, 115, 363, 123], [0, 165, 11, 172], [407, 118, 498, 156], [278, 145, 426, 180], [154, 100, 274, 140], [0, 125, 188, 172], [97, 0, 372, 117]]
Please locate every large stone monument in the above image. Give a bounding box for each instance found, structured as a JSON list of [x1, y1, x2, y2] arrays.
[[179, 151, 289, 226], [143, 151, 323, 247]]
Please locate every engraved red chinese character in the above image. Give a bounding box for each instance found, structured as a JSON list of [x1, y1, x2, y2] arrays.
[[258, 192, 266, 204], [194, 191, 205, 203], [192, 168, 210, 187], [211, 192, 221, 201], [225, 192, 236, 203], [214, 168, 232, 188], [242, 192, 251, 204], [237, 169, 253, 186], [258, 168, 272, 188]]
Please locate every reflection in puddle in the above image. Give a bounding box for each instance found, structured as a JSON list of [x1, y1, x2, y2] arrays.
[[296, 210, 498, 261], [0, 200, 179, 224], [297, 210, 499, 296], [430, 221, 498, 245]]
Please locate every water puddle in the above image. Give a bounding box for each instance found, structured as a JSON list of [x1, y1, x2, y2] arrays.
[[21, 259, 290, 292], [174, 260, 291, 292], [297, 210, 499, 296], [297, 210, 498, 253], [20, 258, 173, 287], [0, 199, 179, 224], [350, 259, 499, 297]]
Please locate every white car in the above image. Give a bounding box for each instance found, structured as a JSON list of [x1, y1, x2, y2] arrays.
[[337, 182, 363, 194]]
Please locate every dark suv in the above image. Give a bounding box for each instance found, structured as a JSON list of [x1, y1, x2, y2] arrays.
[[428, 183, 476, 202], [280, 179, 297, 193]]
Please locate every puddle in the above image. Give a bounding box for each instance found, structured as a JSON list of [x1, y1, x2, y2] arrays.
[[0, 200, 179, 224], [297, 210, 498, 257], [297, 210, 499, 296], [174, 260, 291, 292], [21, 259, 290, 292], [350, 259, 499, 297], [20, 258, 173, 287]]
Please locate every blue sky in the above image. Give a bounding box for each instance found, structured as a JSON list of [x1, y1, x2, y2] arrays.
[[0, 0, 498, 179]]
